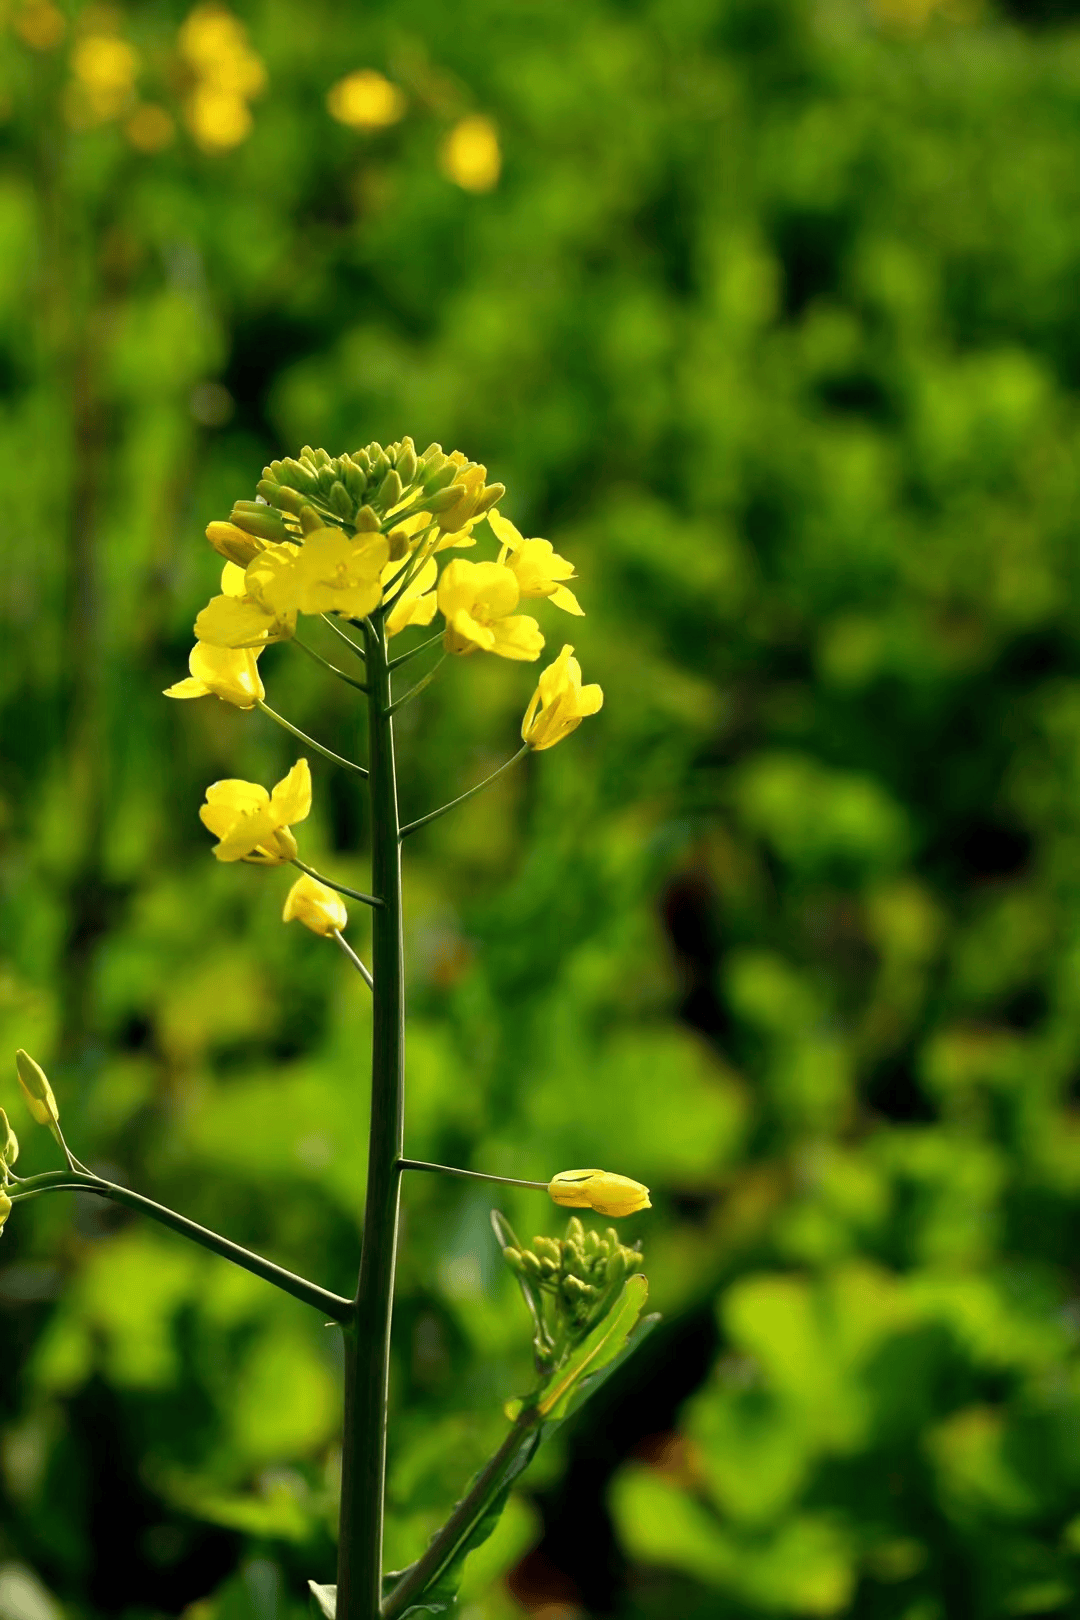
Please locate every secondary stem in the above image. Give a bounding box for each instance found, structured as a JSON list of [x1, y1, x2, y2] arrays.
[[336, 616, 406, 1620], [398, 1159, 550, 1192], [10, 1170, 353, 1321]]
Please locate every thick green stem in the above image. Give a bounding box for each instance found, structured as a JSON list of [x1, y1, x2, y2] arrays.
[[11, 1170, 353, 1321], [336, 617, 406, 1620]]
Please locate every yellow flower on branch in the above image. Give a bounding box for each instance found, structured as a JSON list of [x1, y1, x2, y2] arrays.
[[282, 874, 347, 937], [521, 645, 603, 750], [164, 643, 265, 708], [488, 511, 583, 616], [0, 1190, 10, 1234], [195, 556, 296, 649], [548, 1169, 651, 1218], [383, 556, 438, 638], [440, 115, 501, 192], [326, 69, 406, 131], [249, 528, 389, 620], [15, 1050, 59, 1128], [437, 560, 544, 661], [199, 759, 311, 864]]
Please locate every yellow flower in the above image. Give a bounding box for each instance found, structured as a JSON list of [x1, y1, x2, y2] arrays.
[[164, 643, 264, 708], [437, 560, 544, 661], [199, 759, 311, 864], [383, 556, 438, 637], [326, 69, 406, 131], [521, 645, 603, 751], [0, 1107, 18, 1171], [206, 519, 264, 567], [282, 874, 347, 937], [488, 510, 583, 616], [440, 115, 501, 192], [547, 1169, 651, 1218], [0, 1189, 10, 1233], [15, 1050, 59, 1128], [249, 528, 389, 619]]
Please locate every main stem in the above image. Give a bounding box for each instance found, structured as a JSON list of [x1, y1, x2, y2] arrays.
[[337, 618, 405, 1620]]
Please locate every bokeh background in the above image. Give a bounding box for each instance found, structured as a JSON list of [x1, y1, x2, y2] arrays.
[[4, 0, 1080, 1615]]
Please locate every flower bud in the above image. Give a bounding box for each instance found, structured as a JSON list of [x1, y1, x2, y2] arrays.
[[282, 875, 348, 937], [329, 480, 354, 520], [0, 1107, 18, 1169], [206, 520, 263, 567], [16, 1049, 59, 1127], [299, 504, 326, 535], [0, 1189, 10, 1233], [547, 1168, 651, 1218], [280, 457, 321, 494], [230, 500, 290, 542], [355, 505, 381, 533], [257, 478, 305, 515], [395, 439, 418, 485]]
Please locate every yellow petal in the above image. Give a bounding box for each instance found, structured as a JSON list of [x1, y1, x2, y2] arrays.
[[282, 874, 347, 936], [269, 759, 312, 827], [164, 676, 208, 700], [549, 582, 584, 616], [487, 614, 544, 661]]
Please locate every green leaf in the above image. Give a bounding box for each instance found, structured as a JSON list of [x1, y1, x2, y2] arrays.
[[307, 1582, 335, 1620], [558, 1312, 661, 1424], [536, 1274, 650, 1421]]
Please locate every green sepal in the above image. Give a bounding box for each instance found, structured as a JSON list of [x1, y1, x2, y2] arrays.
[[307, 1582, 336, 1620]]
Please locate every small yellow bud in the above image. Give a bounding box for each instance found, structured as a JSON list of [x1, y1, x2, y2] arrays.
[[0, 1189, 10, 1233], [206, 520, 264, 567], [547, 1169, 651, 1219], [15, 1049, 59, 1128], [282, 875, 348, 938], [0, 1107, 18, 1169]]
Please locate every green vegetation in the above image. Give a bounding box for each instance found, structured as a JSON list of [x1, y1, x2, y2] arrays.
[[4, 0, 1080, 1615]]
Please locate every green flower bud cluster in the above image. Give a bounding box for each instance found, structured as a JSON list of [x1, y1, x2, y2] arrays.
[[495, 1212, 642, 1374], [225, 440, 505, 544]]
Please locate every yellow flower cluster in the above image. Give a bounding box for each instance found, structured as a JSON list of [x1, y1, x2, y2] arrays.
[[179, 4, 266, 152], [170, 441, 603, 751]]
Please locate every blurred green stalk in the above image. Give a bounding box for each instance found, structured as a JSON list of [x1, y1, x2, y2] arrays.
[[336, 616, 406, 1620]]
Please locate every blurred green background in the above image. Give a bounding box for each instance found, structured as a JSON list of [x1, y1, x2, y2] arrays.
[[4, 0, 1080, 1615]]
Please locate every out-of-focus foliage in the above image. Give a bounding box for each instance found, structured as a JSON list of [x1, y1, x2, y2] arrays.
[[3, 0, 1080, 1615]]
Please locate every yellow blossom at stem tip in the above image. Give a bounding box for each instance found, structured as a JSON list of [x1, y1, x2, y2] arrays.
[[199, 759, 311, 864], [547, 1169, 651, 1218], [249, 528, 389, 620], [282, 874, 348, 937], [522, 645, 603, 751], [0, 1107, 18, 1171], [437, 559, 544, 661], [488, 510, 583, 616], [15, 1049, 59, 1128], [164, 642, 264, 709]]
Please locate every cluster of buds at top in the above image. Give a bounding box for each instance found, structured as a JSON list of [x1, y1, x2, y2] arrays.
[[495, 1212, 644, 1374], [206, 440, 506, 568]]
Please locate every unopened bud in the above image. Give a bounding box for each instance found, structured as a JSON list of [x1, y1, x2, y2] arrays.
[[425, 483, 466, 513], [341, 460, 367, 505], [0, 1189, 10, 1233], [520, 1251, 543, 1280], [299, 504, 326, 535], [395, 438, 418, 485], [206, 521, 262, 567], [0, 1108, 17, 1168], [16, 1050, 59, 1128], [329, 480, 354, 520], [354, 505, 381, 533], [471, 484, 505, 520], [501, 1247, 524, 1273], [281, 457, 321, 494], [311, 447, 333, 470], [377, 468, 403, 510], [230, 501, 290, 542]]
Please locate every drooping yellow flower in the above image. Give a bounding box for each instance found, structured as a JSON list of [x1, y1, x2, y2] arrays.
[[282, 874, 347, 937], [15, 1050, 59, 1128], [521, 645, 603, 751], [199, 759, 311, 864], [164, 643, 265, 708], [548, 1169, 651, 1218], [488, 511, 583, 616], [437, 560, 544, 661], [440, 115, 501, 192], [0, 1189, 10, 1233], [0, 1107, 19, 1171], [383, 556, 438, 638], [248, 528, 389, 619]]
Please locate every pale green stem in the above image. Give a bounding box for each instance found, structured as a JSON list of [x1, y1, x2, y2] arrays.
[[398, 1158, 549, 1192], [293, 636, 369, 693], [333, 929, 374, 991], [10, 1170, 353, 1321], [321, 614, 367, 660], [385, 656, 446, 716], [399, 745, 529, 839], [291, 859, 381, 909], [387, 628, 444, 671], [257, 702, 368, 777]]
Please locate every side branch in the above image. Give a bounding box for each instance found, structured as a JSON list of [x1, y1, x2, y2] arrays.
[[258, 703, 368, 777], [291, 859, 382, 908], [387, 629, 443, 671], [399, 745, 528, 839], [398, 1159, 549, 1192], [385, 656, 446, 717], [333, 929, 374, 991], [10, 1170, 354, 1323], [294, 636, 369, 693]]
